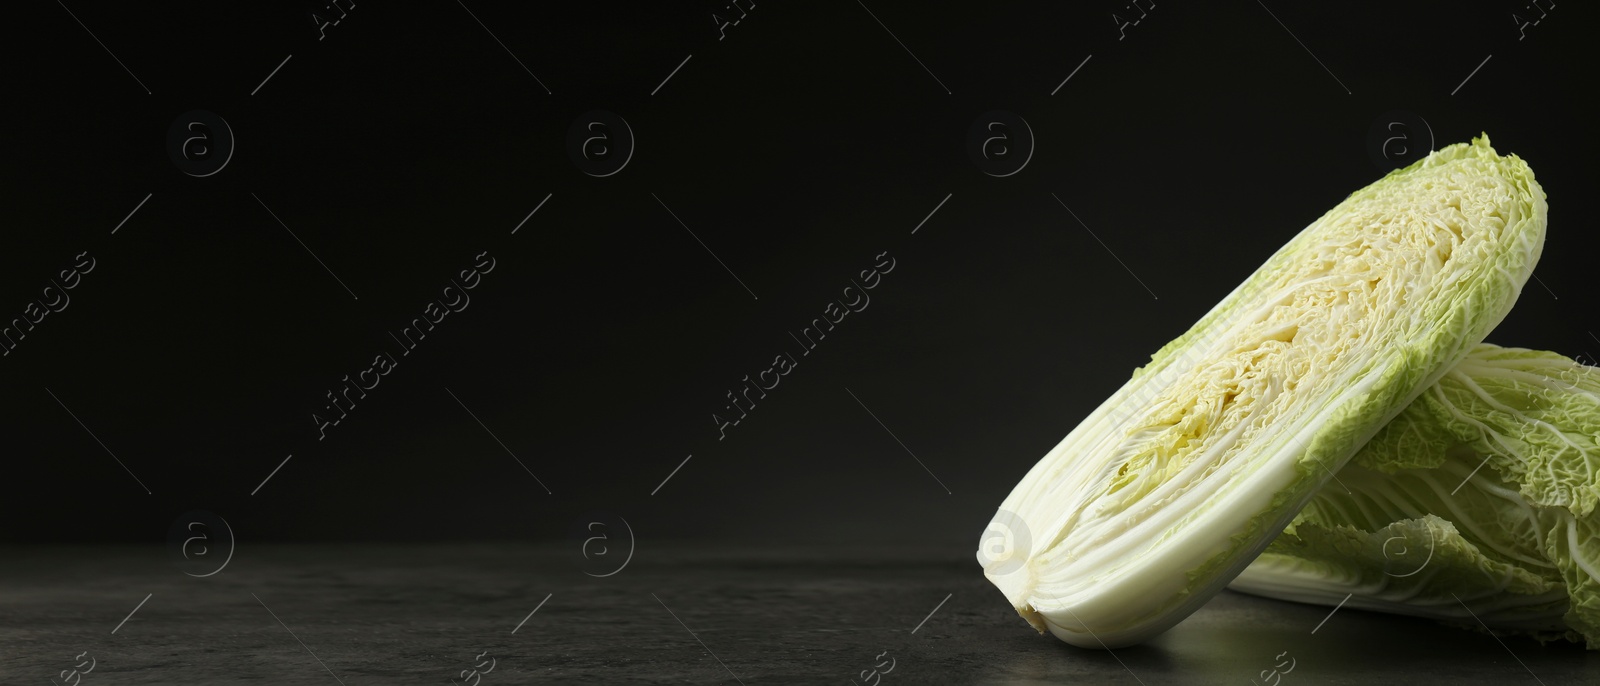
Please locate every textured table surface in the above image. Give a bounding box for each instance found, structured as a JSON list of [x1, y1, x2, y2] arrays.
[[3, 544, 1593, 684]]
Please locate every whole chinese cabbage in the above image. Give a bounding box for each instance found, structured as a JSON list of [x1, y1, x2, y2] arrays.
[[1231, 344, 1600, 647], [978, 136, 1547, 648]]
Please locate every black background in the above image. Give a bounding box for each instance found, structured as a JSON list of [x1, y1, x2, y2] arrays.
[[2, 0, 1593, 550]]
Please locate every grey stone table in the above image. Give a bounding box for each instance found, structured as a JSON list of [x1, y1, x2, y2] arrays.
[[3, 544, 1594, 684]]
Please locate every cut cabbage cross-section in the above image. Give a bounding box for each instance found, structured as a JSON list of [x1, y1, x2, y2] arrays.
[[978, 136, 1547, 648]]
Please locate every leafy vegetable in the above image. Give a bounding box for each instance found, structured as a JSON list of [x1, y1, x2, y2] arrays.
[[1231, 344, 1600, 647], [978, 136, 1547, 648]]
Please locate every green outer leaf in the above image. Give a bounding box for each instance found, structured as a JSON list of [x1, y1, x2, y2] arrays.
[[1251, 515, 1571, 635], [1234, 344, 1600, 647], [1543, 510, 1600, 645]]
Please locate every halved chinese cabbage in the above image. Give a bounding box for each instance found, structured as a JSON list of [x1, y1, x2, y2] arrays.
[[978, 136, 1546, 648], [1231, 345, 1600, 647]]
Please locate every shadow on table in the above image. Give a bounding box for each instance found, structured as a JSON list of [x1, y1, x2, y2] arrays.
[[973, 591, 1595, 685]]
